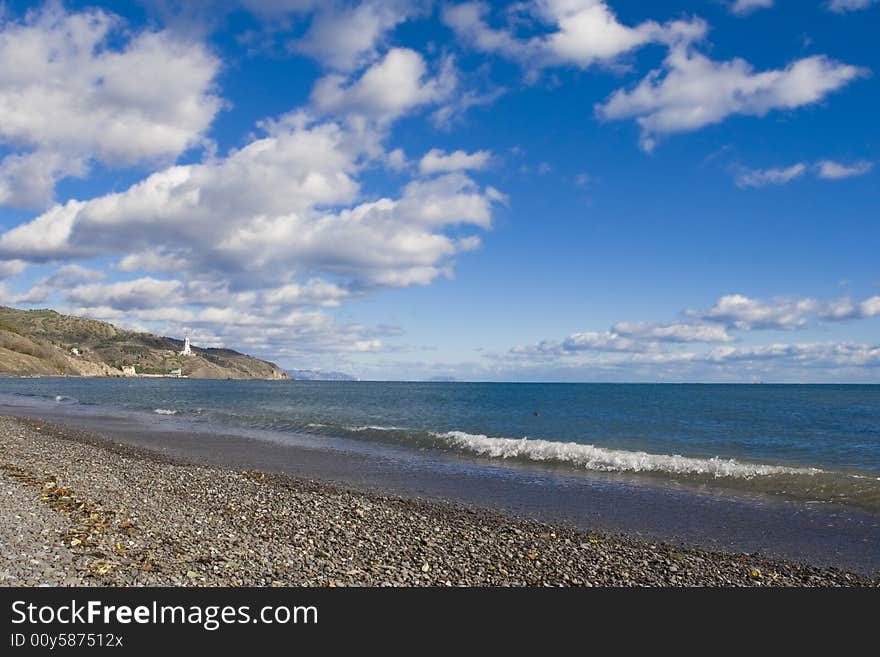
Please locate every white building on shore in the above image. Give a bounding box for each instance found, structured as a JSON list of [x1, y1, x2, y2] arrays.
[[180, 331, 192, 356]]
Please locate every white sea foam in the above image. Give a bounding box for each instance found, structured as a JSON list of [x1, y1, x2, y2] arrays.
[[54, 395, 76, 403], [432, 430, 822, 479], [153, 408, 177, 415]]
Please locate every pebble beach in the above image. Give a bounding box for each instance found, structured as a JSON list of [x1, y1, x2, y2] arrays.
[[0, 415, 875, 587]]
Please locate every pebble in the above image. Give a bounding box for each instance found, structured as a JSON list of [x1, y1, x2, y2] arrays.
[[0, 415, 876, 588]]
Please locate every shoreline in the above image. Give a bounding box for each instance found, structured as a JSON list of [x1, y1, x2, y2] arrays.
[[0, 414, 876, 587]]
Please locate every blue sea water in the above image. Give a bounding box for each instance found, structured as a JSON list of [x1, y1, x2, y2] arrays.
[[1, 379, 878, 513]]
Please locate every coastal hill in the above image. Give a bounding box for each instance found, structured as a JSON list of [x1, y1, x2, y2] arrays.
[[0, 306, 289, 380]]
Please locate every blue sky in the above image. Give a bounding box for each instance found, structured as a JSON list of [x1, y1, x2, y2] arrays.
[[0, 0, 878, 381]]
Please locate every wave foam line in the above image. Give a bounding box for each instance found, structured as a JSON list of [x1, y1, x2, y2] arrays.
[[433, 431, 823, 479], [153, 408, 177, 415]]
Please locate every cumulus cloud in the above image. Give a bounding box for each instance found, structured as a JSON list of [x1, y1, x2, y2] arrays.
[[419, 149, 492, 174], [512, 321, 732, 360], [735, 163, 807, 188], [696, 294, 819, 330], [729, 0, 774, 15], [563, 331, 647, 352], [693, 293, 880, 329], [0, 263, 104, 305], [596, 47, 867, 150], [507, 291, 880, 372], [443, 0, 706, 71], [815, 159, 873, 179], [818, 295, 880, 320], [0, 151, 88, 209], [264, 279, 352, 308], [292, 0, 421, 71], [66, 277, 183, 310], [0, 4, 222, 208], [0, 114, 501, 308], [310, 48, 457, 124], [44, 264, 105, 288]]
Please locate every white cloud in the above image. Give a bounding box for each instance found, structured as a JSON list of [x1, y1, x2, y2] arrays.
[[310, 48, 457, 124], [44, 264, 105, 287], [612, 321, 733, 343], [264, 279, 352, 307], [510, 316, 735, 362], [702, 342, 880, 368], [419, 148, 491, 174], [828, 0, 879, 12], [511, 331, 645, 357], [429, 84, 506, 129], [394, 172, 500, 229], [118, 250, 190, 273], [563, 331, 653, 352], [819, 295, 880, 320], [0, 4, 222, 207], [66, 277, 183, 310], [697, 294, 819, 330], [815, 159, 873, 179], [0, 115, 501, 301], [385, 148, 409, 171], [292, 0, 419, 71], [6, 261, 395, 359], [72, 300, 393, 358], [443, 1, 706, 71], [507, 291, 880, 373], [735, 163, 807, 188], [596, 47, 867, 150], [734, 159, 873, 186], [0, 151, 87, 209], [0, 260, 26, 280], [729, 0, 774, 16], [697, 293, 880, 328], [0, 263, 105, 305]]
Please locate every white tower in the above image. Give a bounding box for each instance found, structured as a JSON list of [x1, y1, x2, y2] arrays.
[[180, 330, 192, 356]]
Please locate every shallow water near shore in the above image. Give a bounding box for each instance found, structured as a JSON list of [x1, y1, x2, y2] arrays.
[[1, 379, 879, 573]]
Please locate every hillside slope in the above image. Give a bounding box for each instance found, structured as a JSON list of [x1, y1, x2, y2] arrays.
[[0, 306, 289, 380]]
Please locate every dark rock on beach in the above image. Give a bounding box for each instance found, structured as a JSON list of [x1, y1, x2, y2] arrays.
[[0, 415, 876, 587]]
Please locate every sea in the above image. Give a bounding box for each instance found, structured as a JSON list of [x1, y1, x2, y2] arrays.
[[1, 379, 878, 572]]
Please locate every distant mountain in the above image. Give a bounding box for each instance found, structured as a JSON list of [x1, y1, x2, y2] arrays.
[[286, 369, 358, 381], [0, 306, 289, 380]]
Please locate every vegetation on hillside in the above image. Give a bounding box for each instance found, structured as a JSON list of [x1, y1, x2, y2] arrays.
[[0, 306, 289, 380]]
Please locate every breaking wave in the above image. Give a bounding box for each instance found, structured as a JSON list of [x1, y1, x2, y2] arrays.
[[153, 408, 178, 415], [54, 395, 77, 404], [308, 423, 825, 479], [432, 430, 822, 478]]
